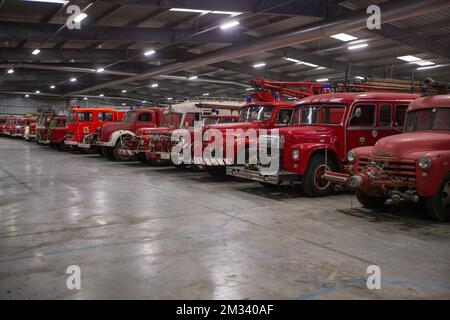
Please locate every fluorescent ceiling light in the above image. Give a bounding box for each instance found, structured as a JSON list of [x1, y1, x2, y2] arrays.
[[35, 90, 40, 93], [316, 78, 329, 82], [220, 20, 240, 30], [202, 93, 210, 96], [32, 49, 40, 55], [96, 68, 104, 73], [253, 63, 266, 68], [73, 13, 87, 23], [99, 94, 104, 97], [142, 100, 146, 103], [50, 85, 55, 89], [188, 76, 198, 80], [212, 11, 242, 16], [7, 69, 14, 74], [316, 66, 326, 70], [300, 61, 319, 68], [169, 8, 210, 14], [121, 89, 127, 93], [355, 76, 365, 80], [246, 88, 253, 91], [22, 0, 68, 4], [25, 94, 29, 97], [330, 33, 357, 42], [414, 60, 435, 66], [397, 55, 421, 62], [122, 103, 126, 106], [83, 97, 87, 100], [348, 43, 368, 50], [144, 50, 156, 56], [417, 64, 446, 71], [70, 77, 77, 82], [284, 57, 301, 63], [151, 83, 158, 88], [167, 97, 173, 100]]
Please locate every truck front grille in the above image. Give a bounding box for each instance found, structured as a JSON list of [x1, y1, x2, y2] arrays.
[[358, 156, 416, 181]]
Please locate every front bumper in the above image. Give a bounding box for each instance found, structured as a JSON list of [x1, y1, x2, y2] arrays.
[[226, 166, 298, 185], [96, 140, 114, 147], [38, 139, 51, 145], [323, 171, 351, 185], [193, 157, 233, 166], [65, 140, 78, 146], [78, 143, 91, 149], [118, 148, 141, 157], [147, 151, 171, 160]]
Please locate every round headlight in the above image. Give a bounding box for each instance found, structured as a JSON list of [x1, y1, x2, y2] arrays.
[[347, 150, 357, 163], [418, 156, 431, 169], [292, 149, 300, 161]]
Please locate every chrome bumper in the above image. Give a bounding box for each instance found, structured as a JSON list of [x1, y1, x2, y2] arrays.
[[65, 140, 78, 146], [226, 166, 298, 185]]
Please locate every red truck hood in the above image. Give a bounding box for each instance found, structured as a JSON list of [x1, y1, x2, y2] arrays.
[[205, 121, 262, 132], [276, 125, 335, 144], [99, 122, 129, 141], [144, 127, 174, 136], [370, 131, 450, 157]]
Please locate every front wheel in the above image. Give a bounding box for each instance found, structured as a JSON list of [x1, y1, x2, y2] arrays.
[[206, 166, 226, 176], [425, 174, 450, 222], [137, 152, 157, 165], [355, 189, 387, 209], [302, 154, 338, 197], [113, 139, 132, 161], [102, 147, 115, 160]]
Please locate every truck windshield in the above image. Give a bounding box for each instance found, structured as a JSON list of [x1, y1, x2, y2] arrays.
[[161, 112, 182, 128], [404, 108, 450, 132], [49, 119, 58, 128], [292, 105, 345, 125], [239, 106, 274, 122], [67, 111, 75, 123], [203, 117, 218, 125], [122, 111, 136, 122]]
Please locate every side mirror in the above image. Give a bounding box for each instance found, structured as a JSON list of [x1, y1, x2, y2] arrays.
[[354, 108, 362, 118]]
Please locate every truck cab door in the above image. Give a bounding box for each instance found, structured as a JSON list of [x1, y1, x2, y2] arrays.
[[346, 103, 377, 152], [136, 111, 155, 129]]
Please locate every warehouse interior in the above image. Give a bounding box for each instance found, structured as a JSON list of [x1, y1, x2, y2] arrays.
[[0, 0, 449, 300]]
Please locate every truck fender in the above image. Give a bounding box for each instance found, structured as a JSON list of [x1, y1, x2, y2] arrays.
[[109, 130, 136, 146], [292, 143, 341, 173]]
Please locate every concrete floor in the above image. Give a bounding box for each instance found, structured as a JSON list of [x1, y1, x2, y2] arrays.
[[0, 137, 449, 300]]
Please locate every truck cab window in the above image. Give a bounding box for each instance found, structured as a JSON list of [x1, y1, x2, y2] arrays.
[[78, 112, 93, 122], [277, 109, 293, 125], [139, 113, 152, 122], [379, 104, 392, 126], [395, 105, 408, 127], [98, 112, 113, 122], [349, 105, 375, 127]]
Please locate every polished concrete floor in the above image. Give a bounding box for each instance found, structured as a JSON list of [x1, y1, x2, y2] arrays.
[[0, 137, 449, 299]]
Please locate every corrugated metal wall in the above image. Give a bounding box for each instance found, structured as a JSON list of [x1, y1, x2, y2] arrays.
[[0, 95, 144, 115]]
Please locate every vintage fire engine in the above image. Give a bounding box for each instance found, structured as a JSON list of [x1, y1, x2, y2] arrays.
[[3, 117, 20, 136], [140, 101, 242, 166], [118, 110, 239, 163], [38, 115, 68, 149], [65, 107, 125, 150], [36, 112, 54, 144], [227, 92, 419, 196], [12, 117, 36, 138], [324, 94, 450, 221], [0, 116, 7, 134], [94, 107, 165, 161], [193, 78, 326, 176]]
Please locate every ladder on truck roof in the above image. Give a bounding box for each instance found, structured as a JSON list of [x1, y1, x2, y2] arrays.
[[250, 77, 449, 101]]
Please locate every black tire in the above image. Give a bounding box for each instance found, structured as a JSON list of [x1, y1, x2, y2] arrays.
[[57, 141, 68, 151], [97, 146, 103, 156], [113, 139, 132, 161], [102, 146, 115, 160], [206, 166, 226, 176], [425, 174, 450, 222], [355, 189, 387, 209], [260, 182, 280, 189], [137, 152, 156, 165], [302, 154, 339, 197]]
